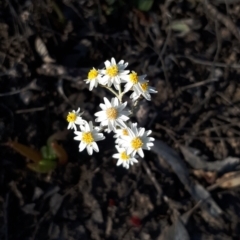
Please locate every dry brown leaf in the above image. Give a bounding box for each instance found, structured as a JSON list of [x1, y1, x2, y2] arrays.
[[35, 37, 55, 63], [180, 145, 240, 173], [193, 169, 217, 184], [216, 171, 240, 189], [158, 217, 190, 240], [152, 140, 223, 221]]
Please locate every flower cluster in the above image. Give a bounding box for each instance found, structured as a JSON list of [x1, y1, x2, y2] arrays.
[[66, 58, 157, 169]]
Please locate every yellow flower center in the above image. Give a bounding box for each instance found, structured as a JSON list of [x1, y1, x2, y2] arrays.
[[131, 137, 143, 150], [129, 72, 139, 84], [82, 132, 94, 144], [122, 129, 129, 136], [106, 107, 118, 120], [67, 112, 77, 122], [141, 82, 148, 92], [106, 65, 118, 77], [120, 151, 129, 161], [88, 68, 98, 80]]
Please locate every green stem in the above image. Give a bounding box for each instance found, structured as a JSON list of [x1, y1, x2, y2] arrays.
[[118, 84, 122, 103], [100, 84, 121, 101]]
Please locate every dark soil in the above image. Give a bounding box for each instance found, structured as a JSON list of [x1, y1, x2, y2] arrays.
[[1, 0, 240, 239]]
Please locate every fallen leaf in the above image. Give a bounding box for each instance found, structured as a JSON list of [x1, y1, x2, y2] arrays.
[[193, 169, 217, 184], [35, 37, 55, 63], [180, 145, 240, 173], [137, 0, 154, 11], [152, 140, 223, 220], [216, 171, 240, 189], [158, 217, 190, 240]]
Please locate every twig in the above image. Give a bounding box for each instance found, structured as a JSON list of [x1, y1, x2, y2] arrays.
[[0, 79, 40, 97], [216, 92, 240, 114], [31, 211, 51, 240], [57, 78, 73, 107], [8, 181, 24, 206], [184, 135, 240, 141], [142, 159, 162, 201], [200, 0, 240, 42], [180, 78, 219, 91], [176, 55, 240, 69], [0, 86, 30, 97], [15, 107, 46, 114], [99, 84, 121, 101]]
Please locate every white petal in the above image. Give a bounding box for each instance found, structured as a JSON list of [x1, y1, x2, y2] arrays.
[[120, 75, 129, 81], [137, 148, 144, 158], [146, 130, 152, 136], [139, 128, 145, 136], [94, 134, 105, 141], [87, 145, 93, 155], [89, 80, 95, 90], [100, 119, 109, 126], [92, 142, 99, 152], [116, 159, 123, 166], [124, 163, 129, 169], [149, 88, 158, 93], [124, 82, 133, 92], [104, 97, 112, 108], [80, 124, 85, 132], [118, 60, 124, 65], [111, 57, 116, 65], [88, 121, 93, 131], [95, 111, 104, 116], [72, 124, 77, 131], [100, 103, 107, 110], [131, 158, 138, 163], [105, 60, 111, 67], [127, 147, 133, 155], [113, 153, 120, 159], [108, 120, 115, 132], [127, 128, 135, 138], [113, 81, 120, 90], [74, 136, 81, 141], [79, 141, 86, 152], [111, 97, 115, 105], [131, 124, 138, 135], [101, 76, 109, 85], [139, 74, 147, 81], [120, 115, 129, 121]]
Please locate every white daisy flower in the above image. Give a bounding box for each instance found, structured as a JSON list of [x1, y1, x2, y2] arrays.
[[85, 67, 102, 91], [66, 108, 85, 131], [113, 126, 130, 144], [94, 97, 129, 133], [113, 145, 138, 169], [130, 82, 158, 101], [101, 57, 129, 90], [121, 71, 147, 94], [74, 121, 105, 155], [120, 122, 155, 158]]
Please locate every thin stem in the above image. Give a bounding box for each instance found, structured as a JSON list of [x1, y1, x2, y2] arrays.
[[119, 91, 127, 103], [99, 84, 120, 101], [118, 84, 122, 103]]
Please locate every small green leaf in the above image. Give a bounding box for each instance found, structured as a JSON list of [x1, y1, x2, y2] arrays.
[[137, 0, 154, 11], [41, 145, 57, 160], [39, 159, 57, 168], [27, 160, 57, 173], [169, 22, 190, 34]]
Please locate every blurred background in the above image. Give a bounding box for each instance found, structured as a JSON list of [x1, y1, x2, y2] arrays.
[[1, 0, 240, 239]]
